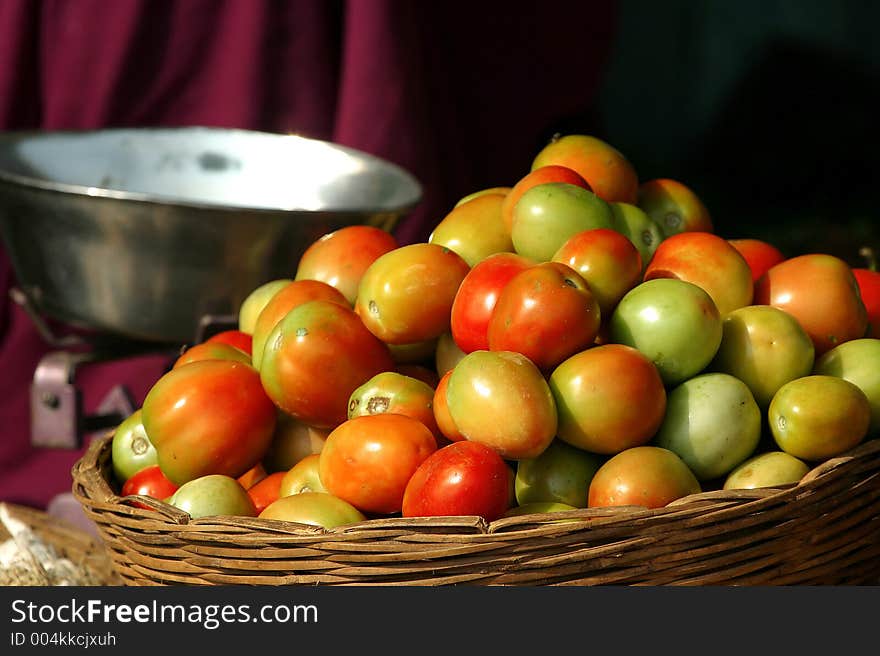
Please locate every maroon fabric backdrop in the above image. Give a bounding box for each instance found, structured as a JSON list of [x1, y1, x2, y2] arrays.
[[0, 0, 618, 508]]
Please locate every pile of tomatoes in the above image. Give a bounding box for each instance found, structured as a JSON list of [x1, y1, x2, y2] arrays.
[[111, 133, 880, 529]]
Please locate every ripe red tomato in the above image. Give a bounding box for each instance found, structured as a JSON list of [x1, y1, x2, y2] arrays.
[[644, 231, 754, 316], [205, 329, 254, 356], [401, 441, 514, 521], [450, 251, 535, 354], [727, 238, 786, 283], [319, 414, 437, 515], [355, 243, 472, 345], [259, 299, 395, 430], [142, 360, 278, 485], [294, 225, 399, 306], [587, 446, 701, 509], [120, 465, 179, 509], [487, 261, 601, 372], [754, 253, 868, 355], [853, 267, 880, 337]]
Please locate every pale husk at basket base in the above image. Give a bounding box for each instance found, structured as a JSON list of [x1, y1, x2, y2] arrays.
[[71, 432, 880, 586]]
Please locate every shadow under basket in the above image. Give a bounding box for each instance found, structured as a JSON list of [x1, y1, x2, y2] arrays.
[[72, 433, 880, 586]]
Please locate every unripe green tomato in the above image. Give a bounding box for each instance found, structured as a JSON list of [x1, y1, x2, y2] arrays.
[[769, 375, 871, 461], [111, 409, 158, 484], [723, 451, 810, 490], [654, 373, 762, 481], [169, 474, 257, 519], [813, 338, 880, 437], [515, 439, 604, 508]]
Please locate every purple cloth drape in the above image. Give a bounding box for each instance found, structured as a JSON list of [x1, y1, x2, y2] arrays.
[[0, 0, 617, 508]]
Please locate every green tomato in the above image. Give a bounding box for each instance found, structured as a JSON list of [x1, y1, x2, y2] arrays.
[[813, 338, 880, 437], [609, 278, 722, 386], [510, 182, 615, 263], [609, 201, 663, 270], [654, 373, 762, 481], [111, 409, 158, 484], [711, 305, 815, 409], [502, 502, 579, 518], [169, 474, 257, 519], [258, 492, 366, 528], [769, 375, 871, 461], [514, 439, 604, 508], [723, 451, 810, 490]]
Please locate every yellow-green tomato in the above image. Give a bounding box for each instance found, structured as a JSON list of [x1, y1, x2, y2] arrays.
[[445, 350, 557, 460], [511, 182, 615, 263], [609, 202, 664, 271], [711, 305, 815, 409], [515, 439, 604, 508], [111, 409, 158, 484], [237, 278, 292, 335], [654, 373, 762, 481], [769, 375, 871, 461], [813, 338, 880, 437], [428, 192, 513, 267], [723, 451, 810, 490], [278, 454, 327, 497], [609, 278, 722, 386], [258, 492, 366, 529], [169, 474, 257, 519]]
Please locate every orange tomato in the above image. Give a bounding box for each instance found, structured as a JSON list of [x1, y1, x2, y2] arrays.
[[643, 231, 754, 315], [728, 237, 786, 283], [754, 253, 868, 355], [318, 414, 437, 515], [247, 471, 287, 515], [530, 134, 639, 204]]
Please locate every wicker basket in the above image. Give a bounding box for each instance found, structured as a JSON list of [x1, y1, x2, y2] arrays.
[[71, 432, 880, 586]]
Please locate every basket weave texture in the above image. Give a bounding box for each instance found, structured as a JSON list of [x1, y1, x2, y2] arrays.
[[72, 432, 880, 586]]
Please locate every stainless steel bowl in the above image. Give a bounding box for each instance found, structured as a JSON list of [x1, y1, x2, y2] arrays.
[[0, 127, 422, 344]]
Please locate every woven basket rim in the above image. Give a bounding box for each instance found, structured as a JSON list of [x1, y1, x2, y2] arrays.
[[72, 431, 880, 536]]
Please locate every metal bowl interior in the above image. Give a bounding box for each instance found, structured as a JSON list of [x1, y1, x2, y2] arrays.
[[0, 127, 422, 345]]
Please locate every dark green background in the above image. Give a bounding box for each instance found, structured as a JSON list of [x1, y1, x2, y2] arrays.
[[593, 0, 880, 265]]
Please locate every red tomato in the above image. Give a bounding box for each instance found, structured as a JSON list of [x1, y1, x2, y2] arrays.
[[551, 227, 643, 319], [853, 267, 880, 337], [142, 360, 278, 485], [727, 238, 786, 283], [120, 465, 179, 509], [754, 253, 868, 355], [402, 441, 514, 521], [501, 164, 592, 234], [319, 414, 437, 515], [487, 261, 601, 372], [247, 471, 287, 515], [355, 243, 472, 345], [294, 225, 399, 306], [205, 329, 253, 356], [259, 299, 395, 430], [643, 231, 754, 316], [449, 251, 535, 354], [172, 341, 251, 369], [587, 446, 701, 509]]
